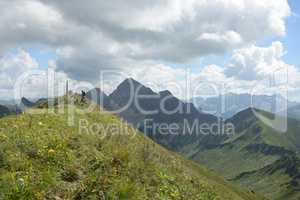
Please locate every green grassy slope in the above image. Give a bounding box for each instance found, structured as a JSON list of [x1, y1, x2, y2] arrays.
[[0, 98, 266, 200], [233, 154, 300, 200], [184, 108, 300, 200]]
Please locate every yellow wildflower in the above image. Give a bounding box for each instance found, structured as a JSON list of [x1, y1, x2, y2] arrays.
[[48, 149, 55, 155]]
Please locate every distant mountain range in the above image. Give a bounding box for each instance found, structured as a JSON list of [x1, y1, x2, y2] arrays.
[[20, 97, 48, 109], [0, 97, 48, 118], [0, 105, 10, 118], [191, 93, 299, 119], [0, 102, 23, 118], [86, 78, 300, 200]]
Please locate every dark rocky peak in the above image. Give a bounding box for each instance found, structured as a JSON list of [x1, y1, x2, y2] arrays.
[[21, 97, 35, 108], [122, 78, 141, 86], [0, 105, 10, 118], [227, 107, 256, 123], [159, 90, 173, 97], [109, 78, 158, 108], [111, 78, 156, 96], [225, 107, 269, 132]]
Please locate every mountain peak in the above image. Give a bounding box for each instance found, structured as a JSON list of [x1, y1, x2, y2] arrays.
[[21, 97, 35, 108], [159, 90, 173, 97], [227, 107, 257, 122], [109, 78, 157, 112], [111, 78, 156, 98], [121, 78, 142, 86]]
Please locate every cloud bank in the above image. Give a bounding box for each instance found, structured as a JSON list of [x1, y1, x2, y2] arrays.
[[0, 0, 298, 100]]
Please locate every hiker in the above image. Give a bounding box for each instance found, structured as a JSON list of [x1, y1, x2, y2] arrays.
[[81, 90, 86, 103]]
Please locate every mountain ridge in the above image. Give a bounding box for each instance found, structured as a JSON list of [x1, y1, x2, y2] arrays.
[[191, 93, 298, 119]]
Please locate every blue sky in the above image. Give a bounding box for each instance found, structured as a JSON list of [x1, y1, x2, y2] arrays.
[[282, 0, 300, 68]]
